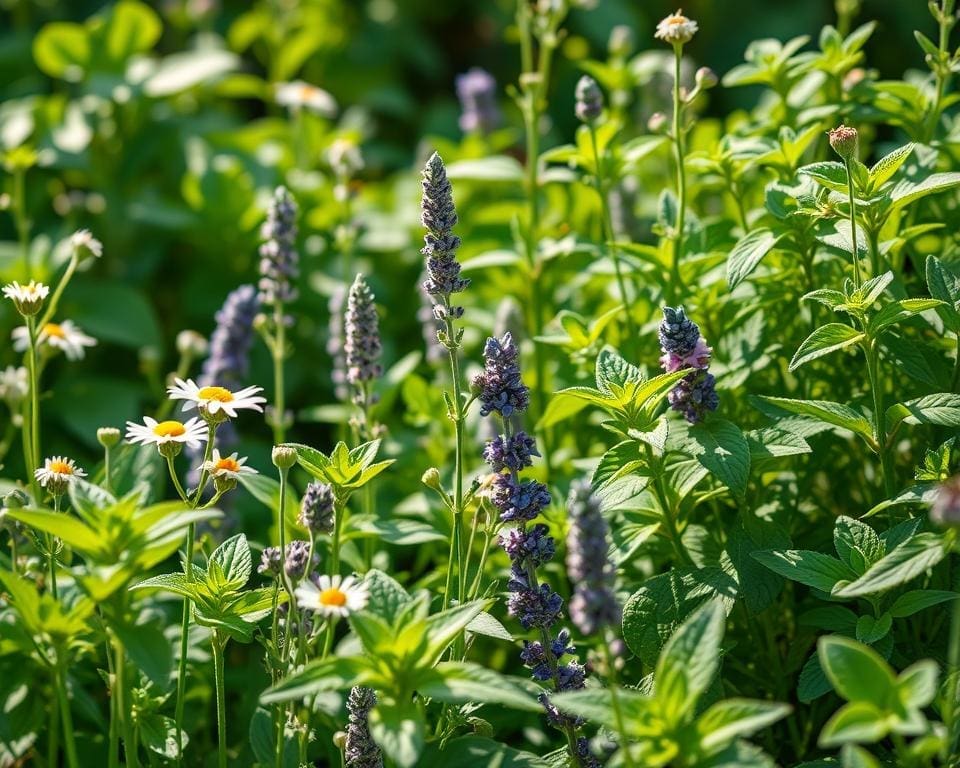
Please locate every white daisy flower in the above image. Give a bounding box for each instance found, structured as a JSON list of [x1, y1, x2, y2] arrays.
[[125, 416, 209, 450], [12, 320, 97, 360], [70, 229, 103, 260], [655, 9, 698, 45], [3, 280, 50, 316], [202, 449, 257, 481], [167, 378, 266, 419], [275, 81, 337, 117], [35, 455, 86, 495], [295, 574, 369, 618], [0, 366, 28, 404]]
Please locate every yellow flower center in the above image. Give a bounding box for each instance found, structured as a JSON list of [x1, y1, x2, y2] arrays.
[[153, 420, 187, 438], [319, 587, 347, 607], [300, 85, 316, 100], [197, 386, 234, 402], [49, 460, 73, 475], [43, 323, 65, 339], [215, 457, 241, 473]]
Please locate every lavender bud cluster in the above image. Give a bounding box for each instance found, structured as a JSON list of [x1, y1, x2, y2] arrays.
[[659, 306, 718, 423], [421, 152, 469, 323], [574, 75, 604, 123], [283, 540, 312, 582], [344, 274, 383, 404], [344, 686, 383, 768], [477, 332, 596, 767], [258, 186, 299, 309], [565, 481, 620, 637], [299, 481, 335, 534], [455, 67, 502, 135]]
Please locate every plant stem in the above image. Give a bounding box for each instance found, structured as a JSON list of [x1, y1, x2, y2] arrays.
[[272, 304, 287, 445], [440, 298, 466, 612], [588, 126, 638, 355], [865, 340, 895, 498], [25, 315, 40, 501], [48, 494, 60, 599], [115, 635, 139, 768], [944, 591, 960, 761], [670, 42, 688, 301], [925, 0, 956, 142], [212, 632, 227, 768], [843, 158, 863, 289], [54, 662, 80, 768], [174, 521, 194, 764], [38, 252, 79, 329], [601, 638, 635, 768], [644, 444, 693, 567]]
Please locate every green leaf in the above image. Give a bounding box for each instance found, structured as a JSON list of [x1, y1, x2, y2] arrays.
[[818, 701, 888, 747], [417, 663, 541, 712], [832, 532, 948, 598], [685, 419, 751, 498], [756, 397, 874, 442], [129, 572, 201, 601], [536, 392, 590, 429], [697, 699, 791, 751], [833, 516, 883, 574], [926, 254, 960, 331], [33, 22, 90, 80], [654, 601, 726, 723], [369, 705, 425, 768], [726, 228, 784, 290], [867, 143, 914, 190], [113, 620, 172, 689], [818, 635, 897, 704], [897, 660, 938, 708], [799, 161, 849, 193], [445, 156, 525, 182], [208, 533, 252, 590], [551, 687, 651, 734], [868, 299, 943, 335], [465, 612, 513, 642], [890, 172, 960, 209], [421, 601, 488, 667], [751, 550, 854, 594], [6, 508, 104, 557], [417, 736, 549, 768], [788, 324, 864, 371], [363, 570, 412, 625], [102, 1, 162, 64], [887, 394, 960, 429], [595, 348, 642, 392], [888, 590, 959, 618], [260, 656, 369, 704]]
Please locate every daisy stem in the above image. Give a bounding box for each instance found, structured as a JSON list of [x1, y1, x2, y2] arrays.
[[48, 494, 60, 600], [54, 659, 80, 768], [212, 631, 227, 768], [114, 633, 139, 768], [25, 316, 40, 501], [670, 41, 688, 302], [166, 457, 189, 504], [103, 442, 113, 494], [174, 521, 194, 765], [38, 251, 78, 330]]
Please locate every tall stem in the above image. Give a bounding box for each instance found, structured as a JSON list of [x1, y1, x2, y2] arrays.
[[670, 43, 688, 301], [644, 444, 693, 566], [55, 662, 80, 768], [440, 302, 466, 612], [174, 521, 194, 763], [865, 340, 895, 498], [272, 305, 287, 445], [843, 158, 863, 289], [38, 252, 78, 329], [588, 126, 638, 355], [944, 588, 960, 761], [601, 638, 635, 768], [25, 316, 40, 500], [212, 632, 227, 768], [115, 635, 139, 768]]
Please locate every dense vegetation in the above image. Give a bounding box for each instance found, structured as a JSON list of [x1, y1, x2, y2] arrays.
[[3, 1, 960, 766]]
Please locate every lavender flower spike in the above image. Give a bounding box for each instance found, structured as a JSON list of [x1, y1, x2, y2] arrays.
[[456, 67, 501, 134], [345, 686, 383, 768], [566, 480, 620, 637], [299, 481, 335, 534], [344, 274, 383, 402], [659, 306, 718, 424], [258, 186, 299, 308], [421, 152, 469, 321], [201, 285, 260, 390], [474, 332, 529, 418]]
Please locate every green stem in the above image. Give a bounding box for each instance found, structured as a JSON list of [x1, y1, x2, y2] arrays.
[[48, 494, 60, 599], [843, 158, 863, 288], [865, 340, 895, 498], [440, 299, 466, 612], [670, 42, 688, 301], [925, 0, 956, 142], [25, 316, 40, 500], [212, 632, 227, 768], [644, 444, 693, 566], [55, 662, 80, 768], [115, 635, 139, 768], [601, 638, 635, 768], [272, 304, 287, 445], [166, 456, 189, 504], [944, 590, 960, 761], [174, 521, 195, 764], [588, 125, 638, 355], [38, 252, 78, 329]]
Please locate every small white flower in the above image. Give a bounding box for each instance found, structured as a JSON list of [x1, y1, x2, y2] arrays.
[[655, 9, 698, 45], [70, 229, 103, 260], [167, 378, 267, 419], [275, 81, 337, 116], [35, 455, 86, 495], [175, 330, 208, 358], [125, 416, 209, 450], [295, 574, 369, 618], [13, 320, 97, 361], [2, 280, 50, 316], [202, 449, 257, 481], [0, 366, 28, 404]]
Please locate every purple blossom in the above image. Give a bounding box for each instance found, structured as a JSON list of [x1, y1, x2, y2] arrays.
[[283, 540, 311, 582], [566, 481, 620, 636], [258, 186, 299, 308], [499, 524, 555, 566], [299, 481, 335, 534], [258, 546, 281, 577], [491, 474, 551, 522], [474, 333, 529, 417], [574, 75, 603, 123], [421, 152, 468, 319], [345, 686, 382, 768], [456, 67, 501, 134], [483, 431, 539, 472], [659, 306, 719, 424], [344, 274, 382, 401]]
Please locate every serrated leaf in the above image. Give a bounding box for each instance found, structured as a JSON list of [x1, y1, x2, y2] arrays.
[[832, 533, 948, 598], [756, 397, 874, 442], [726, 228, 784, 290], [685, 419, 751, 498], [751, 550, 854, 594], [788, 324, 864, 371]]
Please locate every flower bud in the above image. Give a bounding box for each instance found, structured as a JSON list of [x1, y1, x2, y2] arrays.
[[695, 67, 718, 90], [608, 25, 634, 58], [574, 75, 604, 124], [828, 124, 859, 161], [2, 280, 49, 317], [3, 489, 28, 509], [97, 427, 121, 448], [159, 441, 183, 459], [421, 467, 442, 491], [332, 731, 347, 750], [272, 445, 298, 470], [647, 112, 669, 134], [213, 474, 238, 495], [70, 229, 103, 263], [176, 330, 208, 359], [654, 9, 698, 45]]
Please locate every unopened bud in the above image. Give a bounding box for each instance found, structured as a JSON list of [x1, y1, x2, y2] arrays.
[[97, 427, 121, 448], [176, 330, 208, 359], [332, 731, 347, 750], [70, 229, 103, 263], [647, 112, 668, 134], [574, 75, 604, 124], [828, 124, 859, 161], [608, 25, 634, 58], [421, 467, 442, 491], [695, 67, 718, 90], [3, 489, 28, 509], [272, 445, 298, 470], [159, 441, 183, 459]]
